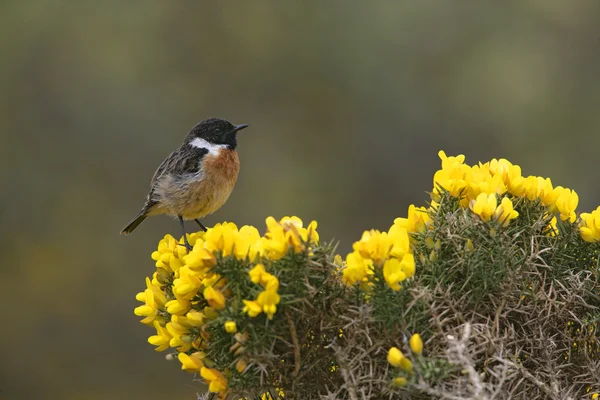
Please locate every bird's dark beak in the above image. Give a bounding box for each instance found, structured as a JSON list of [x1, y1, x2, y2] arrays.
[[234, 124, 249, 132]]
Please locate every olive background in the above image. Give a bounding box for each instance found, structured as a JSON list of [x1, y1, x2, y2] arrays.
[[1, 2, 600, 399]]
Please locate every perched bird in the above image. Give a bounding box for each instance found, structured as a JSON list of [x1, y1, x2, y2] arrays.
[[120, 118, 249, 250]]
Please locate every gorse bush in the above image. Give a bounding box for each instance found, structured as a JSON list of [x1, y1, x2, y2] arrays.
[[134, 151, 600, 400]]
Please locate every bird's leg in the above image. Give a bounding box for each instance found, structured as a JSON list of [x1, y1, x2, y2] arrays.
[[194, 219, 208, 232], [178, 215, 193, 251]]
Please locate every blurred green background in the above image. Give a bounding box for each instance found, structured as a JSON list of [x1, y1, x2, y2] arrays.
[[2, 1, 600, 399]]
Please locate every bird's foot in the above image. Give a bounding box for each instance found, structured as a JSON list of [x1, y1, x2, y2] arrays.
[[194, 219, 208, 232], [179, 242, 193, 252], [177, 216, 194, 252]]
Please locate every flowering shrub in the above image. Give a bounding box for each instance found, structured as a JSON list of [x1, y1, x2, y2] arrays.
[[134, 151, 600, 399]]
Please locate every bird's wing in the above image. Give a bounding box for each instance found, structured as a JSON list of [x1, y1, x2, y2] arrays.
[[168, 146, 209, 176], [144, 147, 210, 210], [142, 150, 179, 211], [150, 150, 179, 188]]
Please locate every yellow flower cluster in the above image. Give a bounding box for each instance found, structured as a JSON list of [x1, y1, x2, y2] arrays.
[[134, 216, 319, 398], [470, 194, 518, 226], [387, 347, 413, 371], [341, 198, 435, 291], [387, 333, 423, 388], [580, 206, 600, 243], [396, 204, 431, 235], [243, 263, 280, 320], [433, 151, 579, 224], [342, 222, 416, 291], [340, 150, 597, 299], [262, 216, 319, 260]]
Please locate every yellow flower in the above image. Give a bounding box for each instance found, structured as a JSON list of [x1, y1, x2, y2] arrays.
[[200, 367, 228, 394], [187, 310, 205, 325], [178, 351, 205, 372], [134, 277, 167, 325], [580, 206, 600, 242], [487, 158, 514, 183], [382, 258, 406, 291], [234, 225, 261, 261], [224, 321, 237, 334], [306, 220, 320, 245], [409, 333, 423, 355], [152, 234, 186, 272], [342, 252, 371, 285], [243, 300, 262, 317], [399, 357, 413, 372], [466, 164, 506, 200], [263, 274, 280, 291], [201, 272, 222, 288], [257, 288, 281, 320], [555, 187, 579, 222], [388, 347, 413, 372], [248, 263, 279, 291], [165, 298, 191, 315], [172, 311, 204, 329], [148, 321, 172, 352], [591, 393, 598, 400], [394, 205, 430, 234], [202, 222, 240, 258], [523, 175, 541, 201], [433, 151, 469, 199], [183, 244, 216, 270], [387, 347, 405, 368], [281, 216, 319, 252], [248, 263, 267, 284], [261, 216, 320, 260], [353, 230, 392, 263], [166, 320, 192, 352], [400, 253, 415, 278], [133, 304, 155, 323], [203, 286, 226, 310], [392, 377, 408, 387], [172, 266, 202, 299], [439, 150, 466, 169], [470, 193, 497, 221], [493, 197, 519, 226], [280, 215, 303, 228], [282, 217, 307, 253], [388, 224, 411, 258], [263, 217, 289, 260], [537, 177, 559, 208], [505, 165, 526, 197]]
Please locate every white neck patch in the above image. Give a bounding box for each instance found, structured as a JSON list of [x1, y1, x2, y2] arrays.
[[190, 137, 227, 156]]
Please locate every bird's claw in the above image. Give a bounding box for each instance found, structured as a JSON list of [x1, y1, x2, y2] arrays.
[[178, 242, 193, 252]]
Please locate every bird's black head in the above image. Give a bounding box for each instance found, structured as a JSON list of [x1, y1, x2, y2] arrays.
[[184, 118, 249, 149]]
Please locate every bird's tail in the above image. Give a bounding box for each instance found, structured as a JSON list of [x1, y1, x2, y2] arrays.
[[120, 212, 147, 235]]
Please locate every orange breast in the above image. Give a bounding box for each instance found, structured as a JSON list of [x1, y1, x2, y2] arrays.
[[180, 149, 240, 218], [203, 148, 240, 184]]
